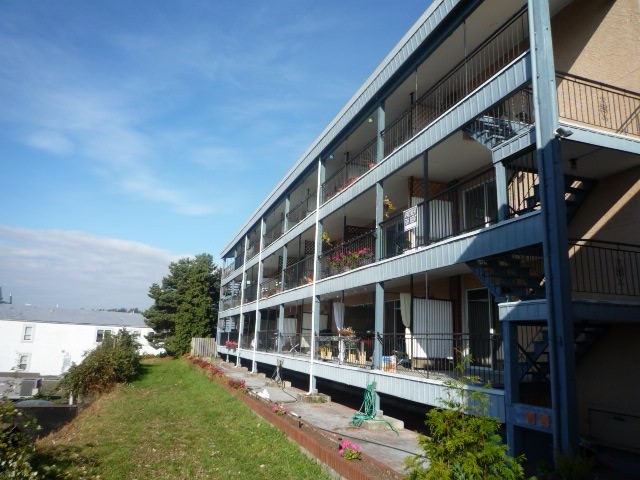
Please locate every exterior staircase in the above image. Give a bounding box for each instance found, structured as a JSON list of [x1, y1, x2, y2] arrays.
[[468, 247, 545, 302], [524, 176, 596, 222], [463, 114, 531, 149], [518, 323, 607, 382]]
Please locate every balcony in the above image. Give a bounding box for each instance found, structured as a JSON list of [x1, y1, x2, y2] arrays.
[[260, 276, 282, 299], [287, 191, 316, 228], [380, 167, 497, 260], [321, 139, 376, 202], [283, 256, 315, 290], [569, 239, 640, 300], [557, 72, 640, 139], [319, 230, 376, 278]]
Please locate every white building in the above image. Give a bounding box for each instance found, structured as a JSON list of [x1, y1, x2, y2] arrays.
[[0, 304, 162, 377]]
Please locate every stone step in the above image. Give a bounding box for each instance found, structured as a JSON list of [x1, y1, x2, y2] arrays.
[[297, 392, 331, 404], [360, 415, 404, 431]]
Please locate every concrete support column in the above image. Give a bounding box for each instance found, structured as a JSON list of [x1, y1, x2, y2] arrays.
[[494, 159, 509, 222]]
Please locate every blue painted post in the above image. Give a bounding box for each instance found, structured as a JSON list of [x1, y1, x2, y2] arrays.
[[494, 160, 508, 222], [421, 151, 429, 244], [528, 0, 578, 456], [502, 319, 521, 455]]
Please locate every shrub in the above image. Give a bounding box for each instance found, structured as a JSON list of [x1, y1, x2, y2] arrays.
[[58, 329, 142, 398], [0, 400, 39, 479], [405, 361, 525, 480], [227, 378, 247, 393]]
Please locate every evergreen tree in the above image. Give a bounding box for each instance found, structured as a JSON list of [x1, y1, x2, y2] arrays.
[[143, 254, 220, 356], [405, 362, 525, 480]]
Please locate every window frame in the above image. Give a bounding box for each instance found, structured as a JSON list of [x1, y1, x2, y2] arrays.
[[22, 324, 35, 342]]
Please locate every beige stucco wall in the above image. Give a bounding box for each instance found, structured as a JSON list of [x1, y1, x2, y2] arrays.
[[552, 0, 640, 91], [568, 165, 640, 244], [576, 324, 640, 452]]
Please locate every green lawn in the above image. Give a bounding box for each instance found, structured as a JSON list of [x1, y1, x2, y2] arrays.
[[37, 358, 331, 479]]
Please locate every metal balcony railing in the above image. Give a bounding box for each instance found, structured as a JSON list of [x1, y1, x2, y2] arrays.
[[287, 191, 316, 227], [319, 230, 376, 278], [260, 276, 282, 299], [380, 167, 497, 260], [428, 167, 498, 241], [569, 239, 640, 297], [283, 256, 315, 291], [464, 88, 534, 149], [234, 249, 244, 271], [246, 244, 258, 261], [384, 7, 530, 155], [379, 207, 424, 260], [316, 335, 374, 366], [219, 293, 240, 311], [377, 332, 504, 387], [556, 72, 640, 138], [321, 139, 377, 202], [243, 283, 257, 303], [221, 262, 235, 278], [263, 221, 283, 248]]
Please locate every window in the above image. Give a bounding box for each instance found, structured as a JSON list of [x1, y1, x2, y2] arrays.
[[22, 325, 34, 342], [17, 354, 30, 371], [96, 329, 113, 342]]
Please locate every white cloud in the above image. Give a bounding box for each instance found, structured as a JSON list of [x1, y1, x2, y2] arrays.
[[24, 130, 75, 156], [0, 224, 182, 310]]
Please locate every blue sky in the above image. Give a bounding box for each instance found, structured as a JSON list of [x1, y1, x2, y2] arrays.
[[0, 0, 428, 309]]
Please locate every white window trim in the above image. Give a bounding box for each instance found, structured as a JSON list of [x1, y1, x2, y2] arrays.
[[17, 353, 31, 371], [22, 324, 35, 343], [96, 328, 114, 343]]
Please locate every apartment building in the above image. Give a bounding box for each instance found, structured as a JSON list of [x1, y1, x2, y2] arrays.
[[217, 0, 640, 463]]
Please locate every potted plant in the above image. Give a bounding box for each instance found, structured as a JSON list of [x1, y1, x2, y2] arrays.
[[329, 247, 373, 271]]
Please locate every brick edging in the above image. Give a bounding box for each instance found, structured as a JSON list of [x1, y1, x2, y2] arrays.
[[192, 359, 403, 480]]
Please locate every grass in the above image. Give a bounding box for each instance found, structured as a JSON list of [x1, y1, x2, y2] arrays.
[[36, 358, 331, 479]]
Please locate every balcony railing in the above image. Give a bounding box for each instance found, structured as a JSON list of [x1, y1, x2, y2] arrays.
[[260, 276, 282, 299], [316, 335, 373, 366], [319, 230, 376, 278], [222, 262, 235, 278], [569, 239, 640, 297], [234, 249, 244, 271], [220, 293, 240, 311], [384, 7, 529, 155], [263, 221, 283, 248], [464, 88, 534, 149], [377, 332, 503, 387], [283, 256, 315, 290], [246, 244, 258, 260], [380, 168, 497, 260], [379, 208, 424, 260], [243, 283, 258, 303], [556, 72, 640, 138], [287, 191, 316, 227], [428, 167, 498, 242], [321, 139, 378, 202]]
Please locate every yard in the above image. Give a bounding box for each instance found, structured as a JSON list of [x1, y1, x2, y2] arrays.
[[35, 358, 331, 479]]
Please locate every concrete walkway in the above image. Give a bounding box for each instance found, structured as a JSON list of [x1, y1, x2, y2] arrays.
[[212, 358, 422, 476]]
